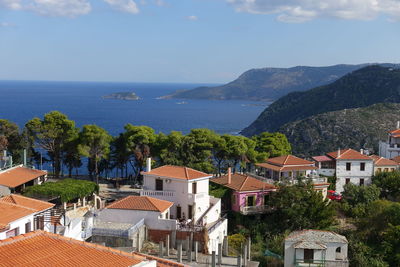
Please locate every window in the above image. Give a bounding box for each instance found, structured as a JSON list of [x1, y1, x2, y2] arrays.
[[176, 206, 182, 219], [391, 168, 395, 172], [264, 194, 270, 205], [35, 216, 44, 230], [360, 162, 365, 171], [6, 227, 19, 238], [25, 222, 31, 233], [232, 194, 236, 205], [188, 205, 193, 219], [192, 182, 197, 194], [377, 168, 381, 173], [336, 247, 341, 253], [360, 178, 364, 186], [346, 163, 351, 171], [345, 178, 350, 185], [304, 249, 314, 263], [247, 196, 255, 207], [384, 168, 389, 172], [155, 179, 163, 191]]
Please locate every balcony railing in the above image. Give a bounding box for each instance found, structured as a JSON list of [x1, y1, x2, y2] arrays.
[[188, 192, 207, 202], [295, 259, 325, 267], [240, 205, 273, 215], [140, 190, 175, 198]]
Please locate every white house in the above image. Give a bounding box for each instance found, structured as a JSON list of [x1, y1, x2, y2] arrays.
[[0, 194, 55, 240], [141, 163, 228, 254], [379, 124, 400, 159], [370, 155, 399, 175], [284, 230, 348, 267], [313, 149, 374, 193]]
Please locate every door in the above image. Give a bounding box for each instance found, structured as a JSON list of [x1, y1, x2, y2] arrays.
[[304, 249, 314, 263], [155, 179, 163, 191], [188, 205, 193, 219], [177, 206, 182, 219], [35, 216, 44, 230]]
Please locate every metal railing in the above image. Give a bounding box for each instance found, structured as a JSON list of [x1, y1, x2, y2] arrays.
[[92, 218, 145, 239], [207, 214, 227, 234], [239, 205, 273, 215], [140, 190, 175, 198], [295, 259, 325, 267]]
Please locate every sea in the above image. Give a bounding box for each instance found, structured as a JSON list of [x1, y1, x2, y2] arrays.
[[0, 80, 268, 136]]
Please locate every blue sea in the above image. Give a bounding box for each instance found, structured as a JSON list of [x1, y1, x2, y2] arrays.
[[0, 80, 267, 136]]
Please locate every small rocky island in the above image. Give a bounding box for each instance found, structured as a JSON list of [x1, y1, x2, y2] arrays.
[[102, 92, 140, 100]]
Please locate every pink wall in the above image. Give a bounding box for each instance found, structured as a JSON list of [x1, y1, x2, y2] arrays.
[[231, 191, 270, 212]]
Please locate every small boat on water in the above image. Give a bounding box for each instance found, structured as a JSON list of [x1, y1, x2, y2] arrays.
[[176, 101, 188, 105]]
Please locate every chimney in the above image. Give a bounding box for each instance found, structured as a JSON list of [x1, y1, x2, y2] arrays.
[[397, 121, 400, 129], [227, 167, 232, 184], [338, 148, 341, 158], [360, 148, 364, 155], [23, 149, 27, 166], [146, 157, 152, 172]]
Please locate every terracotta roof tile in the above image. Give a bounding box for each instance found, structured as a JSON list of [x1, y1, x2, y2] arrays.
[[312, 156, 334, 162], [255, 162, 317, 172], [266, 155, 315, 166], [0, 166, 46, 188], [142, 165, 210, 180], [370, 155, 399, 166], [326, 149, 372, 160], [0, 230, 146, 266], [0, 202, 36, 231], [0, 194, 54, 212], [391, 155, 400, 164], [389, 129, 400, 135], [132, 252, 186, 267], [210, 173, 276, 192], [106, 196, 173, 212]]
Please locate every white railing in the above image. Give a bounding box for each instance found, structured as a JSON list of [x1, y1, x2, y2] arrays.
[[240, 205, 272, 215], [188, 192, 207, 201], [140, 190, 175, 198]]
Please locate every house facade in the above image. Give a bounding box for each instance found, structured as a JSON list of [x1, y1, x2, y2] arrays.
[[0, 165, 47, 196], [379, 125, 400, 159], [370, 155, 398, 174], [0, 194, 55, 240], [284, 230, 348, 267], [210, 170, 276, 215], [141, 163, 228, 254]]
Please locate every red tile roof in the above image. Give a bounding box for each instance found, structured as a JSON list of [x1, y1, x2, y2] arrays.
[[389, 129, 400, 135], [256, 162, 317, 172], [133, 252, 186, 267], [142, 165, 210, 180], [0, 202, 36, 232], [392, 155, 400, 164], [326, 149, 372, 160], [210, 173, 276, 192], [106, 196, 173, 212], [0, 230, 145, 266], [0, 166, 46, 188], [370, 155, 399, 166], [0, 194, 54, 213], [312, 156, 334, 162], [266, 155, 315, 166]]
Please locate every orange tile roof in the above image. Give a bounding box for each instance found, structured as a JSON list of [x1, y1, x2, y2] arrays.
[[0, 202, 36, 231], [256, 162, 317, 172], [391, 155, 400, 164], [0, 194, 54, 213], [210, 173, 276, 192], [370, 155, 399, 166], [142, 165, 210, 180], [389, 129, 400, 135], [106, 196, 173, 212], [0, 230, 146, 267], [312, 156, 334, 162], [133, 252, 186, 267], [266, 155, 315, 166], [326, 149, 372, 160], [0, 166, 46, 188]]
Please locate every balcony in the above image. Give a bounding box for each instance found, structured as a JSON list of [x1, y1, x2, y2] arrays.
[[140, 189, 175, 200], [188, 192, 208, 202], [240, 205, 273, 215]]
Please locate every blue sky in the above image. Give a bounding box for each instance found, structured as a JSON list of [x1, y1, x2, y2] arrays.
[[1, 0, 400, 83]]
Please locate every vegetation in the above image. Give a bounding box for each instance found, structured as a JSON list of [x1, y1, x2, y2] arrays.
[[24, 178, 98, 202], [242, 65, 400, 136], [169, 64, 368, 101]]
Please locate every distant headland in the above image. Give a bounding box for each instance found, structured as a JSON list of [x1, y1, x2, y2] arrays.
[[102, 92, 140, 100]]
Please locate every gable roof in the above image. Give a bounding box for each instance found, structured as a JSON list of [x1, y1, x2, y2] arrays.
[[285, 229, 348, 244], [392, 155, 400, 164], [389, 129, 400, 137], [326, 149, 372, 160], [0, 194, 55, 213], [312, 155, 334, 162], [0, 230, 145, 267], [142, 165, 210, 180], [106, 196, 173, 212], [0, 166, 47, 188], [0, 202, 37, 232], [267, 155, 315, 166], [370, 155, 399, 166], [210, 173, 276, 192]]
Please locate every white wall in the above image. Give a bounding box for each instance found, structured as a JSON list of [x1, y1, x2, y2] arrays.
[[335, 160, 373, 192], [97, 208, 177, 231], [207, 219, 228, 255], [0, 214, 34, 240]]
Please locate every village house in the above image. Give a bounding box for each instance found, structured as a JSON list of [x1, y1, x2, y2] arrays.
[[253, 155, 329, 198], [140, 162, 228, 254], [379, 123, 400, 159], [370, 155, 399, 174], [0, 194, 56, 239], [0, 165, 47, 196], [210, 169, 276, 215], [0, 230, 185, 267], [313, 149, 374, 192], [90, 195, 174, 250], [284, 230, 349, 267]]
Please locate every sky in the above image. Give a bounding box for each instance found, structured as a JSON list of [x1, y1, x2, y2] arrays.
[[1, 0, 400, 83]]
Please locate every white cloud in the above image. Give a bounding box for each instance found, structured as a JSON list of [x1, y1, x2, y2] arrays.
[[227, 0, 400, 22], [186, 15, 198, 21], [104, 0, 139, 14], [0, 0, 91, 17]]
